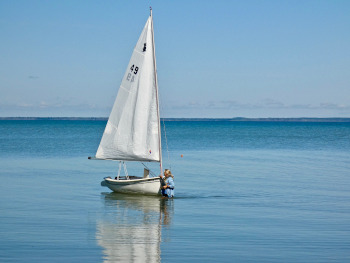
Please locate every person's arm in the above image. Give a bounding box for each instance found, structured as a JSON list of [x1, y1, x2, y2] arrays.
[[167, 178, 174, 189]]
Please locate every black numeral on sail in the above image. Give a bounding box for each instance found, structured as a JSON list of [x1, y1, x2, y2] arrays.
[[130, 65, 139, 74], [127, 65, 139, 82]]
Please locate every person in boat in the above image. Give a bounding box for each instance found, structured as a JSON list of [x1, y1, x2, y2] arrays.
[[159, 169, 174, 198]]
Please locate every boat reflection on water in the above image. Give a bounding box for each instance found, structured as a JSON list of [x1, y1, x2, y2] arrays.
[[96, 193, 174, 263]]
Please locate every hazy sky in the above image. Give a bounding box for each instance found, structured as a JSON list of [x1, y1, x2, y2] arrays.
[[1, 0, 349, 118]]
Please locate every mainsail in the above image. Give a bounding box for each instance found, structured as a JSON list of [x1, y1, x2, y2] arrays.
[[96, 13, 161, 162]]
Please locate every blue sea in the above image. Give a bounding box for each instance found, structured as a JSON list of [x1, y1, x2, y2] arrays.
[[1, 120, 350, 262]]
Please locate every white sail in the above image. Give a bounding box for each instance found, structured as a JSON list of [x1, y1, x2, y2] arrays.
[[96, 14, 161, 162]]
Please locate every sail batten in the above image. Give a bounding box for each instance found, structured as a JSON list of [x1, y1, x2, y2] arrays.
[[96, 15, 161, 162]]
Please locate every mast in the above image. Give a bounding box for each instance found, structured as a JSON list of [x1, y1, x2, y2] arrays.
[[150, 7, 163, 175]]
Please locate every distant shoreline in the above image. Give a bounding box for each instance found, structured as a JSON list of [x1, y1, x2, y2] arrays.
[[1, 117, 350, 122]]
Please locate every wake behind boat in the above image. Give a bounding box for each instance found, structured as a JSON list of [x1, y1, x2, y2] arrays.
[[89, 8, 166, 196]]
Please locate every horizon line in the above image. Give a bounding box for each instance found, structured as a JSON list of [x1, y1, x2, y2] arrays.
[[1, 117, 350, 122]]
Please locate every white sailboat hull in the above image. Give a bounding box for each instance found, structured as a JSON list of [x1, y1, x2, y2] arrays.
[[101, 177, 161, 195]]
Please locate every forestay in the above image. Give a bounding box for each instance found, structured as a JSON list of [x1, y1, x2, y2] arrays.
[[96, 15, 161, 162]]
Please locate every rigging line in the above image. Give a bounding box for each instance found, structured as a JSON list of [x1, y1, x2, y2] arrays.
[[162, 117, 171, 170], [141, 162, 157, 177], [157, 75, 171, 170]]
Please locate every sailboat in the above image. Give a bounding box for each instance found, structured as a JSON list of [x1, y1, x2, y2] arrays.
[[89, 8, 164, 195]]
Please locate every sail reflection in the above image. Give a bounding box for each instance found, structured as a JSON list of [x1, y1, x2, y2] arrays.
[[97, 193, 173, 263]]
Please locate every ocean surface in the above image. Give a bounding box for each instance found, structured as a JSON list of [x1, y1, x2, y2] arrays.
[[0, 120, 350, 262]]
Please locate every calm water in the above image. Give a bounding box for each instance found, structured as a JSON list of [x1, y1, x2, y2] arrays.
[[1, 120, 350, 262]]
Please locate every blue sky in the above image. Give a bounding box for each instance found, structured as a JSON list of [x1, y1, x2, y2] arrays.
[[1, 0, 349, 118]]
